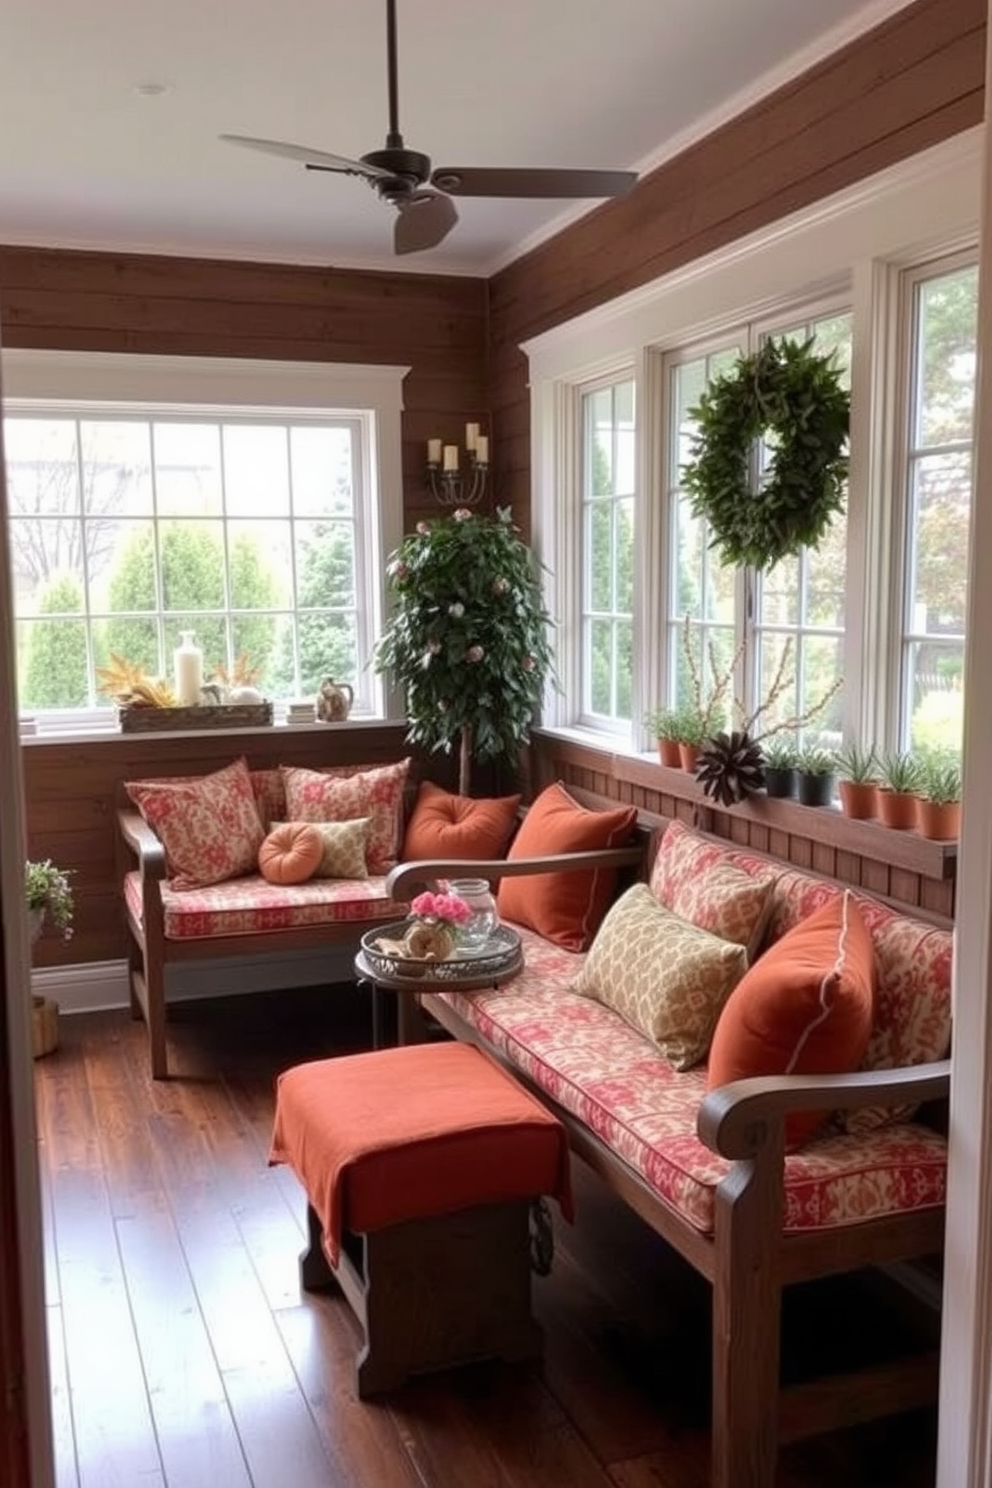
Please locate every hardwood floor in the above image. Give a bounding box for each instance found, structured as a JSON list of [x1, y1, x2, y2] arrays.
[[33, 987, 938, 1488]]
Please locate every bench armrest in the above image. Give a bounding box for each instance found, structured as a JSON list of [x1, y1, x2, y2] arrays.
[[698, 1059, 951, 1160], [117, 809, 167, 879], [385, 842, 646, 901]]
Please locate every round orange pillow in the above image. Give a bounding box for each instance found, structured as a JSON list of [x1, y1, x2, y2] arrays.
[[258, 823, 324, 885]]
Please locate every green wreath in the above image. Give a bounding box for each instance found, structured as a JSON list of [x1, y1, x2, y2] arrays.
[[681, 336, 850, 570]]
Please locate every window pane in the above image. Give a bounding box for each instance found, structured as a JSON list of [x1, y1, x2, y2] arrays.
[[290, 426, 355, 516], [295, 521, 356, 610], [5, 419, 80, 515], [18, 615, 89, 709], [153, 424, 222, 515], [228, 521, 288, 610], [580, 378, 635, 725], [223, 425, 290, 515], [909, 452, 971, 633], [587, 501, 613, 611], [907, 640, 964, 754], [80, 421, 153, 517], [916, 266, 979, 448], [160, 521, 226, 610], [588, 617, 613, 714]]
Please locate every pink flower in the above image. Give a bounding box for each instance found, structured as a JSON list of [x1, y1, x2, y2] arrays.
[[416, 521, 431, 535], [465, 645, 485, 663], [410, 890, 472, 925], [448, 602, 465, 618], [492, 576, 509, 595], [523, 655, 536, 671], [388, 559, 409, 581], [453, 508, 473, 523], [437, 699, 448, 712]]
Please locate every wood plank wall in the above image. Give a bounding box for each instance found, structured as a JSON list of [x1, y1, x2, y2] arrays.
[[0, 247, 491, 532], [487, 0, 986, 533]]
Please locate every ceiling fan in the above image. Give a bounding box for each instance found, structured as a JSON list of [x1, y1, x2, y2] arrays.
[[220, 0, 638, 256]]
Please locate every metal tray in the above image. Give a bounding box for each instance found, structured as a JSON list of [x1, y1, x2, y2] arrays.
[[360, 921, 522, 983]]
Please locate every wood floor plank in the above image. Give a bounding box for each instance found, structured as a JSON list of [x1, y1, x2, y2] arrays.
[[114, 1203, 253, 1488], [45, 1304, 78, 1488]]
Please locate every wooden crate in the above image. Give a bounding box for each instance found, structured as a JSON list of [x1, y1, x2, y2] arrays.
[[118, 703, 273, 732]]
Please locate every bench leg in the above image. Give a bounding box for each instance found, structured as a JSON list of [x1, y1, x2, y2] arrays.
[[300, 1203, 340, 1292], [711, 1162, 783, 1488]]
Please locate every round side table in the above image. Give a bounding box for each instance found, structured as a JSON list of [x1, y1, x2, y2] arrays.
[[354, 923, 523, 1048]]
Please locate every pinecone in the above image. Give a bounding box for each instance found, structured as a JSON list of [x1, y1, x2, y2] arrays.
[[695, 730, 766, 807]]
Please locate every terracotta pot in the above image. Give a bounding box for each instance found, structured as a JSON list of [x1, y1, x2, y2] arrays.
[[876, 788, 919, 830], [914, 798, 961, 841], [838, 780, 878, 820], [678, 742, 701, 772], [658, 738, 682, 768]]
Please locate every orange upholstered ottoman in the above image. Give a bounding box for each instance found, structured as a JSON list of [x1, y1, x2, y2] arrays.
[[270, 1041, 573, 1396]]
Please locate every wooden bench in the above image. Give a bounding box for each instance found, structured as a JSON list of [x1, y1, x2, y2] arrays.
[[386, 821, 951, 1488]]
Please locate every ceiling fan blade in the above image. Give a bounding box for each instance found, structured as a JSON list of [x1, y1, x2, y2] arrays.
[[219, 133, 391, 181], [394, 191, 458, 255], [430, 166, 637, 199]]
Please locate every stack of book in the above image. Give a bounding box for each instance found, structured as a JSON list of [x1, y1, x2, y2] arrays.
[[285, 701, 317, 726]]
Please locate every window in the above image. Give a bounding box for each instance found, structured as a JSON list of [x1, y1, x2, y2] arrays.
[[666, 305, 851, 744], [580, 379, 635, 725], [898, 257, 978, 754], [1, 353, 407, 729]]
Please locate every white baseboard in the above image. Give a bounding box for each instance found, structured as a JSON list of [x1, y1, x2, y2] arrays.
[[32, 946, 358, 1016]]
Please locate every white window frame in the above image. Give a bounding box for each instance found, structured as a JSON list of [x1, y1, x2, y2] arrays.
[[526, 128, 982, 761], [0, 350, 409, 734]]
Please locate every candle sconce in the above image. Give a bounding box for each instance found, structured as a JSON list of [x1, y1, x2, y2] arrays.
[[426, 423, 489, 507]]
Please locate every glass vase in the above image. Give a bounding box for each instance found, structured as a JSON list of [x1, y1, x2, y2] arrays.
[[448, 878, 498, 953]]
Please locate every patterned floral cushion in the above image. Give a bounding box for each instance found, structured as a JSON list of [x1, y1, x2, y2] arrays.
[[125, 757, 265, 891], [273, 818, 371, 879], [281, 759, 411, 874], [573, 884, 747, 1069], [433, 927, 946, 1236], [650, 820, 778, 957], [124, 869, 401, 939]]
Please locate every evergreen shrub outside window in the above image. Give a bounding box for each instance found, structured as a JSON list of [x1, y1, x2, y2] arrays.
[[374, 507, 554, 793]]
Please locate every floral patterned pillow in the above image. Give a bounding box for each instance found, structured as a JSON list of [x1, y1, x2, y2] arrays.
[[650, 819, 778, 959], [280, 759, 411, 874], [573, 884, 748, 1070], [125, 757, 265, 891]]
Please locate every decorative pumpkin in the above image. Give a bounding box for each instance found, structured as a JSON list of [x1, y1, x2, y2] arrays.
[[257, 823, 324, 885]]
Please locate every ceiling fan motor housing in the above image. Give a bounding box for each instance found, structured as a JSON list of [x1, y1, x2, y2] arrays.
[[361, 146, 431, 200]]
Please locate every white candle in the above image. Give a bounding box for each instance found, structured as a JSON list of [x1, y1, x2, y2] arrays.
[[427, 438, 442, 464], [443, 444, 459, 472], [475, 435, 489, 464], [173, 631, 203, 706], [465, 422, 479, 452]]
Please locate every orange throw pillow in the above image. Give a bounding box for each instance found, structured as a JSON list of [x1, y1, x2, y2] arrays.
[[496, 783, 637, 952], [402, 781, 521, 860], [707, 892, 876, 1148], [258, 823, 324, 885]]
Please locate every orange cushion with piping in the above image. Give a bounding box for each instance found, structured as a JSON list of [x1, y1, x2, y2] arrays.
[[402, 781, 521, 860], [269, 1042, 573, 1266], [257, 823, 324, 885], [707, 892, 876, 1148], [496, 782, 637, 952]]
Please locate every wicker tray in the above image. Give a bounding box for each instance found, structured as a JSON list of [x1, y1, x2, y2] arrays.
[[360, 921, 523, 984], [119, 702, 273, 732]]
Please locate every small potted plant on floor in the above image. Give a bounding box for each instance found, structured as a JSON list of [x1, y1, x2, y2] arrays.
[[795, 745, 837, 807], [876, 751, 923, 829], [835, 744, 879, 820], [645, 706, 685, 768], [760, 737, 800, 799], [25, 858, 74, 1058], [914, 754, 962, 841]]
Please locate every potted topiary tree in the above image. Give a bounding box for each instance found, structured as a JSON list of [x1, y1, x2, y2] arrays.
[[373, 507, 554, 795]]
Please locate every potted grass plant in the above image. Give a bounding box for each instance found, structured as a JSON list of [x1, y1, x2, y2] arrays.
[[645, 706, 685, 768], [760, 737, 800, 799], [836, 744, 879, 820], [876, 751, 923, 829], [795, 745, 837, 807], [914, 754, 962, 841]]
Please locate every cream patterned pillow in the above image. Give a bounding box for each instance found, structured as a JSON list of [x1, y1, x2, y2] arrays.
[[573, 883, 748, 1070], [273, 818, 370, 879]]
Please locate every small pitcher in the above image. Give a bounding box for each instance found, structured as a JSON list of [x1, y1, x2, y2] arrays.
[[316, 678, 354, 722]]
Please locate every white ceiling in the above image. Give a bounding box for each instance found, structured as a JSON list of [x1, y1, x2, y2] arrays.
[[1, 0, 914, 277]]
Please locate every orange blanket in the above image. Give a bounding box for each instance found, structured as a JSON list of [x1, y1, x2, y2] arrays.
[[270, 1042, 573, 1266]]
